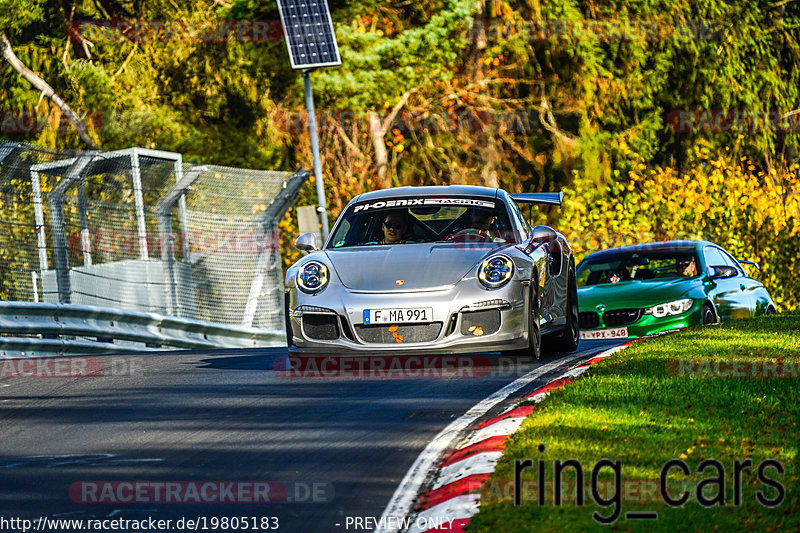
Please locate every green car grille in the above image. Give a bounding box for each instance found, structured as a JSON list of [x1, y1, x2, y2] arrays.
[[579, 312, 599, 329], [580, 308, 643, 329], [602, 308, 643, 327]]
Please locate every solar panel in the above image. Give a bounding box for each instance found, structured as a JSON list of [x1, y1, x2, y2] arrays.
[[276, 0, 342, 69]]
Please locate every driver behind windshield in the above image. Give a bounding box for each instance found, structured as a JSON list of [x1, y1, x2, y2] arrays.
[[380, 211, 411, 244], [447, 208, 498, 242], [471, 209, 496, 232], [678, 257, 698, 277]]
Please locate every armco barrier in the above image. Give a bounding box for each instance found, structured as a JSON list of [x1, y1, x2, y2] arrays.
[[0, 301, 284, 357]]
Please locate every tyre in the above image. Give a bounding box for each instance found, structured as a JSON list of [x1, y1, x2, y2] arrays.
[[284, 292, 294, 348], [545, 264, 579, 353], [512, 282, 541, 361], [701, 303, 716, 325]]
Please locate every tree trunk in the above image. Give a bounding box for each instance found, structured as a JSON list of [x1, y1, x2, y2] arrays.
[[368, 111, 388, 185], [0, 31, 99, 149], [481, 136, 500, 188]]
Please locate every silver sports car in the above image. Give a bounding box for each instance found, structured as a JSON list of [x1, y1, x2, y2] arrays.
[[284, 185, 579, 359]]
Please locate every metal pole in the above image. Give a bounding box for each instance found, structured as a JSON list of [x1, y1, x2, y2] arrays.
[[155, 166, 207, 318], [49, 153, 96, 304], [30, 170, 49, 271], [77, 179, 92, 266], [130, 149, 149, 260], [31, 271, 39, 303], [173, 156, 192, 262], [302, 70, 329, 241]]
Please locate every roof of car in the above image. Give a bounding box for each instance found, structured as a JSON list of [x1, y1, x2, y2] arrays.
[[584, 240, 712, 258], [354, 185, 500, 203]]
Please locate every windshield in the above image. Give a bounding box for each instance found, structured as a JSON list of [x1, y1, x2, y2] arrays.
[[576, 250, 700, 287], [327, 197, 517, 248]]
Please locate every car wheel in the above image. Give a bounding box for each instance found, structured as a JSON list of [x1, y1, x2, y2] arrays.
[[545, 264, 579, 353], [284, 292, 294, 349], [519, 282, 542, 361], [765, 306, 777, 315], [701, 303, 716, 325]]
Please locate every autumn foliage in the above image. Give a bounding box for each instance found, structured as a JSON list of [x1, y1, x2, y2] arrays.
[[560, 154, 800, 310]]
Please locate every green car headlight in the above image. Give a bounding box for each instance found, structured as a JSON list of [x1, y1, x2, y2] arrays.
[[644, 298, 694, 318]]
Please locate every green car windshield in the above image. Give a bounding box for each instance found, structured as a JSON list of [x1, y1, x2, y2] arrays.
[[577, 250, 700, 287]]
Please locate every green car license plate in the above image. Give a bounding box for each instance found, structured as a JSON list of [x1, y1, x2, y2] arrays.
[[580, 327, 628, 340]]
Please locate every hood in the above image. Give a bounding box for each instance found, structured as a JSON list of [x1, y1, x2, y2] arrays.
[[577, 278, 700, 310], [325, 243, 508, 291]]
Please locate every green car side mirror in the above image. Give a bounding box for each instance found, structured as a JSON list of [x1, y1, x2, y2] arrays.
[[710, 265, 738, 280]]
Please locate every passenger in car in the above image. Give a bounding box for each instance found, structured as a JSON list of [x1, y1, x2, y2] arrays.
[[380, 211, 411, 244]]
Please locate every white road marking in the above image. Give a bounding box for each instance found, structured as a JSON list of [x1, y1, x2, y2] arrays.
[[373, 351, 591, 533], [406, 494, 481, 533], [457, 417, 525, 449], [556, 365, 590, 379], [432, 452, 503, 490]]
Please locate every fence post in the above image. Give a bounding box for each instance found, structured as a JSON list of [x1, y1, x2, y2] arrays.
[[130, 149, 149, 260], [30, 170, 49, 272], [48, 153, 97, 304], [156, 166, 207, 317], [173, 156, 192, 262], [77, 178, 92, 266], [241, 168, 310, 327]]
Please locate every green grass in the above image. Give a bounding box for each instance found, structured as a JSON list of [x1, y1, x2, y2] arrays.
[[467, 314, 800, 532]]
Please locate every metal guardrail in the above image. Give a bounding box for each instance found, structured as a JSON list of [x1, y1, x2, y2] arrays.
[[0, 301, 285, 357]]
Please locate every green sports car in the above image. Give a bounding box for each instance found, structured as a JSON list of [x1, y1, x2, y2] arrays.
[[576, 240, 776, 340]]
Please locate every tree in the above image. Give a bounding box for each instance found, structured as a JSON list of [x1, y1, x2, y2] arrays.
[[0, 0, 98, 148]]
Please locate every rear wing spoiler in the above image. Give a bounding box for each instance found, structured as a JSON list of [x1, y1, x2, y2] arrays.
[[738, 259, 761, 270], [509, 192, 563, 207]]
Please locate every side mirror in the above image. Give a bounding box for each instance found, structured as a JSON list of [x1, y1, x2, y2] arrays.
[[710, 265, 738, 280], [530, 225, 557, 246], [295, 232, 319, 253]]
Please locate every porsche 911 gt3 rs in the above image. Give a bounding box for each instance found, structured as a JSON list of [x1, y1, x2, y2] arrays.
[[284, 185, 579, 359]]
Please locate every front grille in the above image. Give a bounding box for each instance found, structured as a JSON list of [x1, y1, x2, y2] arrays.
[[460, 309, 501, 336], [579, 312, 599, 329], [602, 308, 643, 327], [354, 323, 442, 344], [302, 315, 340, 340]]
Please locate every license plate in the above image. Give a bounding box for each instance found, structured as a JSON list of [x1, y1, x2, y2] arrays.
[[363, 307, 433, 324], [580, 327, 629, 340]]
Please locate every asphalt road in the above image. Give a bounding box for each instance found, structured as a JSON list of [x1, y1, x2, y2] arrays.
[[0, 340, 620, 532]]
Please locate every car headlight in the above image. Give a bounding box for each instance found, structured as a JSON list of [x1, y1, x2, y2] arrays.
[[478, 255, 514, 289], [297, 261, 329, 294], [644, 298, 694, 318]]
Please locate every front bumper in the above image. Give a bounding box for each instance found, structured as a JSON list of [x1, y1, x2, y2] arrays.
[[286, 281, 531, 354], [578, 301, 703, 339]]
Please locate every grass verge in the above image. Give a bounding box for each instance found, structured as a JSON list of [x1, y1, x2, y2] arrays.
[[467, 313, 800, 532]]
